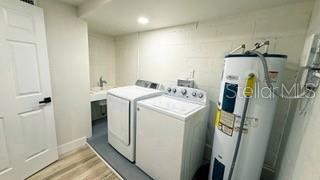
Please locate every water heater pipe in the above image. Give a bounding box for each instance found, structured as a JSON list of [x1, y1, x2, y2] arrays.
[[247, 50, 310, 99], [230, 44, 246, 54], [251, 41, 270, 54]]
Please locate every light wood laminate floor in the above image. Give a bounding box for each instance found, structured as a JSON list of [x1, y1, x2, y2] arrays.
[[27, 145, 120, 180]]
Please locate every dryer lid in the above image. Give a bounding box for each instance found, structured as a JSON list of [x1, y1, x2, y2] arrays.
[[107, 86, 162, 100]]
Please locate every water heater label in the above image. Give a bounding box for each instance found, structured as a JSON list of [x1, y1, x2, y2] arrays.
[[226, 75, 239, 81], [234, 116, 259, 128], [222, 83, 238, 113], [212, 158, 225, 180], [217, 110, 235, 136], [268, 71, 279, 83]]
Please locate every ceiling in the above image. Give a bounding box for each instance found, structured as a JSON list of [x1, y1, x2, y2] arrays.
[[58, 0, 87, 6], [59, 0, 310, 36]]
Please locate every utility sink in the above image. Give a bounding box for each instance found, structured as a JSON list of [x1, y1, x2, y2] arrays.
[[90, 87, 112, 102]]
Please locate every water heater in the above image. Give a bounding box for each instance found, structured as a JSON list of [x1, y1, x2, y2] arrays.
[[209, 53, 287, 180]]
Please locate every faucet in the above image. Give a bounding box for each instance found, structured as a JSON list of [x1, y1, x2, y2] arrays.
[[98, 76, 107, 89]]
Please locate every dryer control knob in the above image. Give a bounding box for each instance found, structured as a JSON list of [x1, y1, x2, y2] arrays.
[[198, 93, 204, 98], [167, 87, 172, 92], [192, 91, 197, 96], [172, 88, 177, 93], [181, 89, 187, 95]]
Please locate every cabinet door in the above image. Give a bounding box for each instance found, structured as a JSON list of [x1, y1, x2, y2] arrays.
[[0, 0, 58, 179], [107, 95, 130, 145]]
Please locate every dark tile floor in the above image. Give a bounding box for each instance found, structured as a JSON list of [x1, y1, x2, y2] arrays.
[[87, 119, 152, 180]]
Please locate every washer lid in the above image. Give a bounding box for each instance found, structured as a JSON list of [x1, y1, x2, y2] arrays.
[[138, 96, 203, 118], [107, 86, 162, 100]]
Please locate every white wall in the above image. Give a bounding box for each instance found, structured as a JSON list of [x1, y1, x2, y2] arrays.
[[277, 0, 320, 179], [307, 0, 320, 34], [114, 1, 314, 170], [39, 0, 91, 154], [88, 32, 116, 88], [115, 34, 139, 86]]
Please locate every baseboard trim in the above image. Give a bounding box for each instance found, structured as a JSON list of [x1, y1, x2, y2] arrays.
[[57, 136, 87, 156]]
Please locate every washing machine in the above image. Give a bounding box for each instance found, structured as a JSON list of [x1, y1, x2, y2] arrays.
[[136, 86, 209, 180], [107, 80, 163, 162]]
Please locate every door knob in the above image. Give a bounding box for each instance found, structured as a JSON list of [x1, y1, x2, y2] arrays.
[[39, 97, 52, 104]]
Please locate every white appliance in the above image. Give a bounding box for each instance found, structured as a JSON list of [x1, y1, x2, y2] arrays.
[[209, 53, 286, 180], [107, 80, 163, 162], [136, 86, 209, 180]]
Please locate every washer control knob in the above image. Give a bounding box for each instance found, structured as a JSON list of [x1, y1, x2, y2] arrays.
[[198, 93, 204, 98], [192, 91, 197, 97], [181, 89, 187, 95], [172, 88, 177, 93], [167, 87, 172, 92]]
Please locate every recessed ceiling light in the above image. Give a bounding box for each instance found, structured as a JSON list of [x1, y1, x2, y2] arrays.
[[138, 17, 149, 25]]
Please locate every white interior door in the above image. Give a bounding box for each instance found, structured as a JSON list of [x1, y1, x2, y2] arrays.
[[0, 0, 58, 179], [107, 95, 130, 145], [0, 29, 20, 180]]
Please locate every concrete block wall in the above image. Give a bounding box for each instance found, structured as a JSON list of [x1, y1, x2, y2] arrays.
[[114, 1, 314, 171], [277, 0, 320, 179], [88, 32, 116, 89]]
